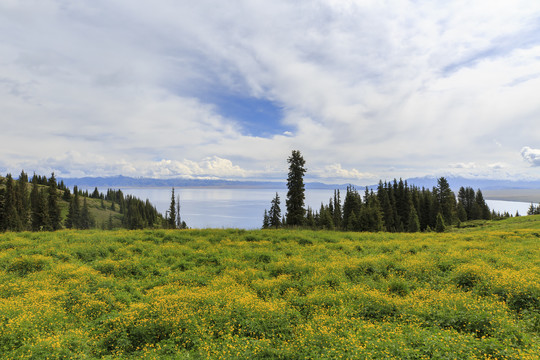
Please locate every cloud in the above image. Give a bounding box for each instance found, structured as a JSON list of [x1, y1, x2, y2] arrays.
[[313, 164, 376, 182], [521, 147, 540, 166], [149, 157, 249, 179], [1, 1, 540, 181], [450, 162, 477, 169]]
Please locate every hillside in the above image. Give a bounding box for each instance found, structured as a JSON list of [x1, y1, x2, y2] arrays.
[[0, 216, 538, 359], [0, 174, 162, 231]]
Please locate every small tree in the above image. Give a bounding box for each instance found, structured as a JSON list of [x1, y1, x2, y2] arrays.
[[286, 150, 307, 226], [269, 192, 282, 229], [262, 210, 270, 229], [48, 173, 62, 230], [435, 212, 446, 233], [407, 207, 420, 233], [168, 188, 176, 229]]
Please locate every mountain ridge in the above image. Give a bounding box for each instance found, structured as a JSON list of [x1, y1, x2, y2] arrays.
[[58, 175, 540, 191]]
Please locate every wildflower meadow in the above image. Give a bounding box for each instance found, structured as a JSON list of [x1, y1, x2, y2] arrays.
[[0, 216, 539, 359]]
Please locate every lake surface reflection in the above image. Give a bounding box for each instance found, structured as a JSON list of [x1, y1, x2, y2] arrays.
[[92, 187, 534, 229]]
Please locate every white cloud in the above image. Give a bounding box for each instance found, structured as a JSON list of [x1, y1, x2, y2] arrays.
[[450, 162, 477, 169], [1, 1, 540, 181], [521, 147, 540, 167], [313, 163, 376, 182]]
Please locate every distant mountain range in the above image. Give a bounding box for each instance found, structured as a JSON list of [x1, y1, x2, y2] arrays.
[[58, 175, 342, 190], [403, 176, 540, 191], [58, 175, 540, 191]]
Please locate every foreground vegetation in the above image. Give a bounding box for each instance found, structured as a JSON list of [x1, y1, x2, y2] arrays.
[[0, 216, 539, 359]]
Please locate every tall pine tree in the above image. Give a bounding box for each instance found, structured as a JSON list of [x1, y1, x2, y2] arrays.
[[285, 150, 306, 226]]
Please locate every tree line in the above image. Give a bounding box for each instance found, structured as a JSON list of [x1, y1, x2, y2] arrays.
[[0, 171, 164, 232], [264, 151, 513, 232]]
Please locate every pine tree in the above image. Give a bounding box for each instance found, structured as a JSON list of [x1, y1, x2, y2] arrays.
[[435, 212, 446, 233], [407, 206, 420, 233], [475, 190, 491, 220], [285, 150, 306, 226], [108, 213, 114, 230], [435, 177, 456, 225], [343, 185, 362, 229], [79, 197, 92, 229], [30, 177, 50, 231], [333, 189, 342, 230], [262, 210, 270, 229], [2, 174, 21, 231], [16, 171, 30, 230], [48, 173, 62, 230], [269, 192, 282, 229], [176, 194, 181, 229], [65, 189, 80, 229], [168, 188, 176, 229]]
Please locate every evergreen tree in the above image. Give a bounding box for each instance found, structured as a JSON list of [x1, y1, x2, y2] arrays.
[[269, 192, 282, 229], [262, 210, 270, 229], [285, 150, 306, 226], [343, 185, 362, 229], [65, 189, 80, 229], [435, 212, 446, 233], [358, 190, 384, 232], [108, 213, 114, 230], [457, 203, 468, 222], [30, 178, 49, 231], [407, 206, 420, 233], [176, 194, 181, 229], [48, 173, 62, 230], [333, 189, 342, 230], [305, 207, 316, 228], [79, 197, 93, 229], [16, 171, 30, 230], [62, 187, 72, 202], [168, 188, 176, 229], [346, 211, 358, 231], [378, 181, 395, 232], [2, 174, 21, 231], [0, 187, 4, 231], [475, 190, 491, 220], [319, 203, 335, 230], [435, 177, 456, 225]]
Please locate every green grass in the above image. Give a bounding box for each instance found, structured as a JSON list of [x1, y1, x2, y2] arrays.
[[0, 216, 539, 359]]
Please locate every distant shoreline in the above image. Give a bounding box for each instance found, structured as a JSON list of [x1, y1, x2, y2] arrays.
[[483, 189, 540, 204]]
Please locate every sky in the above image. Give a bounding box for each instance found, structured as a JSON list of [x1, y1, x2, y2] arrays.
[[1, 0, 540, 184]]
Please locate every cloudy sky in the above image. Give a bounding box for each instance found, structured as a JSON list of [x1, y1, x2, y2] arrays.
[[1, 0, 540, 184]]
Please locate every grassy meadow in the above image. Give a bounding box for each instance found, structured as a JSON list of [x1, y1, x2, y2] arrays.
[[0, 216, 539, 359]]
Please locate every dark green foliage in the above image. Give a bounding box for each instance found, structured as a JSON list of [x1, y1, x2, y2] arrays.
[[343, 185, 362, 230], [167, 188, 176, 229], [65, 188, 81, 229], [435, 213, 446, 233], [1, 172, 162, 232], [48, 173, 62, 230], [435, 177, 456, 226], [262, 210, 270, 229], [30, 178, 50, 231], [528, 203, 540, 215], [286, 150, 306, 226], [1, 174, 21, 231], [269, 192, 282, 229], [407, 206, 420, 233], [16, 171, 30, 230], [79, 198, 94, 229]]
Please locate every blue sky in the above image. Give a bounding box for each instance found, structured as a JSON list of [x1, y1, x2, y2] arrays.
[[1, 0, 540, 184]]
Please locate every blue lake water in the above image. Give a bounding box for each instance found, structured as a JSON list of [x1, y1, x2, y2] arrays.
[[90, 187, 533, 229]]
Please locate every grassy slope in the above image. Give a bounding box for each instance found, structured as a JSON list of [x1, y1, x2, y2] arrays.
[[0, 179, 126, 229], [0, 217, 539, 359]]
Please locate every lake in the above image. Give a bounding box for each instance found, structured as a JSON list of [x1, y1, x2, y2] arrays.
[[90, 187, 534, 229]]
